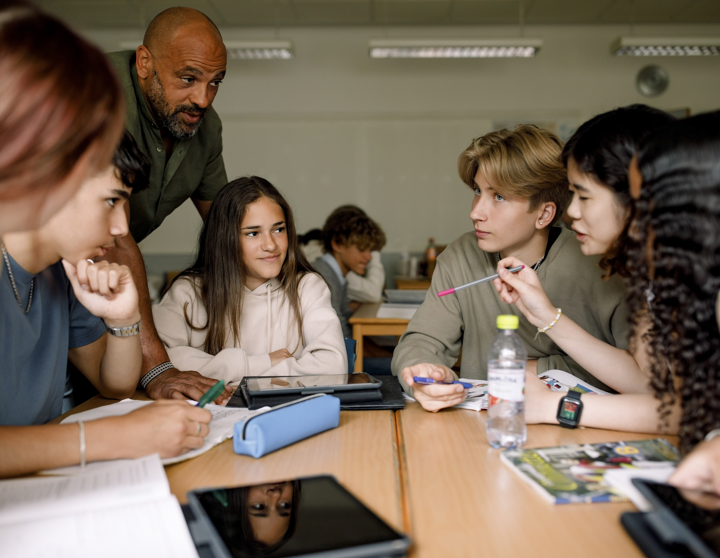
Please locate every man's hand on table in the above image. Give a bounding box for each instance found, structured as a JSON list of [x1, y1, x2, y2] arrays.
[[146, 368, 233, 405], [402, 363, 468, 413]]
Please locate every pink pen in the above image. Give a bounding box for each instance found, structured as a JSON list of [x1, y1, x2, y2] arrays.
[[438, 265, 524, 297]]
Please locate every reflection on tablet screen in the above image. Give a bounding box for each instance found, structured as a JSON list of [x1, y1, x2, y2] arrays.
[[196, 476, 405, 557]]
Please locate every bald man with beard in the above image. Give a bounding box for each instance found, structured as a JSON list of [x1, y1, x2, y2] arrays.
[[101, 8, 234, 403]]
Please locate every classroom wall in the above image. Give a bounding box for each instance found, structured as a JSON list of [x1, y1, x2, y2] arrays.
[[84, 24, 720, 259]]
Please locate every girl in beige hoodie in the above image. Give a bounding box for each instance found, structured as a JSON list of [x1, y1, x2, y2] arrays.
[[153, 177, 347, 384]]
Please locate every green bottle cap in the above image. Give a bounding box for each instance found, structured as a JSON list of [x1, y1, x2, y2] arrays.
[[496, 315, 519, 330]]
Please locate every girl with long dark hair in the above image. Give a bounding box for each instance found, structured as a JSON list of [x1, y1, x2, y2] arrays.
[[493, 105, 674, 394], [153, 176, 347, 381]]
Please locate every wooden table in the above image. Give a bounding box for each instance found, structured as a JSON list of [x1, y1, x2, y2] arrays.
[[395, 278, 432, 290], [55, 394, 678, 557], [59, 394, 404, 534], [397, 401, 676, 557], [349, 303, 411, 372]]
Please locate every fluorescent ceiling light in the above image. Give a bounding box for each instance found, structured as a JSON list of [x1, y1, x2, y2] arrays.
[[224, 41, 294, 60], [118, 40, 294, 60], [369, 39, 542, 59], [612, 37, 720, 56]]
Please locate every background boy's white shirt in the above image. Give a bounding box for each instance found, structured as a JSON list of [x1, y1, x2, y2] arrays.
[[346, 251, 384, 303]]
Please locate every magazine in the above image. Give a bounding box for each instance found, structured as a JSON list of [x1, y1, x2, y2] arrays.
[[500, 438, 680, 504]]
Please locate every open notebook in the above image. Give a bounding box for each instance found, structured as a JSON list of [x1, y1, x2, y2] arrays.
[[0, 454, 198, 558]]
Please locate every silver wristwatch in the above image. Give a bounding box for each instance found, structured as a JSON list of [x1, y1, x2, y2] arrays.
[[105, 319, 142, 337]]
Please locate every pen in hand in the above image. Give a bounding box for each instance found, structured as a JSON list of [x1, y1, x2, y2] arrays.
[[413, 377, 472, 389], [437, 265, 524, 297], [197, 380, 226, 408]]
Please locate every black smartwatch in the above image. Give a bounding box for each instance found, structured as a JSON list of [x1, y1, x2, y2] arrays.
[[556, 389, 583, 429]]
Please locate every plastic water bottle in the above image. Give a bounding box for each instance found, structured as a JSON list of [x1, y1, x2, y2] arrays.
[[486, 315, 527, 449]]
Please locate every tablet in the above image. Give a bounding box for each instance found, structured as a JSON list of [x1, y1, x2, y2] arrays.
[[245, 374, 382, 396], [631, 479, 720, 558], [186, 475, 410, 558]]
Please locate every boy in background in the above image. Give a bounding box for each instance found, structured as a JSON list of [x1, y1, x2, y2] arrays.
[[302, 205, 386, 305], [312, 212, 386, 338]]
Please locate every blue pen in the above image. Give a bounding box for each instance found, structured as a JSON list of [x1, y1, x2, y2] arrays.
[[413, 376, 472, 390]]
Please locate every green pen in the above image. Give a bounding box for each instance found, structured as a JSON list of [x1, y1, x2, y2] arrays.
[[196, 380, 226, 407]]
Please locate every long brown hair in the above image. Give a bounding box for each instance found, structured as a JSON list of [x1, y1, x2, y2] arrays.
[[178, 176, 314, 355]]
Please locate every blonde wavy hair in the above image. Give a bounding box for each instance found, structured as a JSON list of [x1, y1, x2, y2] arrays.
[[458, 124, 570, 225]]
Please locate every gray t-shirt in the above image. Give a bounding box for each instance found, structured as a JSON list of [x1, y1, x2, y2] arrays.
[[0, 254, 106, 425]]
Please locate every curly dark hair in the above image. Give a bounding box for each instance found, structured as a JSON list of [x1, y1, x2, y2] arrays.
[[322, 208, 386, 253], [562, 104, 675, 278], [626, 110, 720, 454]]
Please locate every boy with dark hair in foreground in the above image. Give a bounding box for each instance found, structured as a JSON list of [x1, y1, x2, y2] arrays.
[[0, 131, 211, 477]]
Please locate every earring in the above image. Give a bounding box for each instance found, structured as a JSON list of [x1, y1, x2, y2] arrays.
[[539, 221, 543, 225]]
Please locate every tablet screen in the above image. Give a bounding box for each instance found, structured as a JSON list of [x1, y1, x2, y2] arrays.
[[246, 374, 378, 394], [194, 476, 407, 557], [644, 481, 720, 554]]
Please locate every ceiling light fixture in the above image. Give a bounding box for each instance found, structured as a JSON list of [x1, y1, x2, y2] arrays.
[[224, 41, 294, 60], [369, 39, 542, 59], [611, 37, 720, 56], [119, 40, 294, 60]]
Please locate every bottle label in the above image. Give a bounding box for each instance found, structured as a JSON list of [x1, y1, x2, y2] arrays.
[[488, 368, 525, 403]]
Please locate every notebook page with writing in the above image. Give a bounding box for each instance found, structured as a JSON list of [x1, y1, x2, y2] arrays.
[[0, 454, 168, 525]]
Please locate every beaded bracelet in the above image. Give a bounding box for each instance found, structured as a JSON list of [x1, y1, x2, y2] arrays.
[[140, 361, 175, 389], [536, 308, 562, 339]]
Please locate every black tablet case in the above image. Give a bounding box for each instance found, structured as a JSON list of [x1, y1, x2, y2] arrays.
[[621, 511, 717, 558], [228, 375, 405, 411]]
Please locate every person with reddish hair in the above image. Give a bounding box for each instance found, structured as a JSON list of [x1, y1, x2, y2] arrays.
[[0, 4, 125, 236], [0, 6, 213, 478]]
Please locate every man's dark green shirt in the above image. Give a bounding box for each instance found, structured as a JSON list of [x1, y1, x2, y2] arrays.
[[107, 51, 228, 243]]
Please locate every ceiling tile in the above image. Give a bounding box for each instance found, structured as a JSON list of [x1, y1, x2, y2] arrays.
[[599, 0, 694, 24], [673, 0, 720, 23], [289, 0, 372, 25], [211, 0, 297, 26], [447, 1, 520, 25], [374, 1, 453, 25], [525, 0, 612, 24]]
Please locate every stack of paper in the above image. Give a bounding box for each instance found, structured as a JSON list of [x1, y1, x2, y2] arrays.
[[0, 455, 199, 558]]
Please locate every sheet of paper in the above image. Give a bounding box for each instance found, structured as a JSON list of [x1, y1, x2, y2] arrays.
[[604, 466, 676, 511], [0, 454, 168, 526], [54, 400, 259, 472], [377, 303, 420, 320], [404, 370, 605, 412], [0, 494, 199, 558]]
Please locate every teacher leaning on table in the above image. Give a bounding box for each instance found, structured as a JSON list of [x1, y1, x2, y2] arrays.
[[102, 7, 235, 404]]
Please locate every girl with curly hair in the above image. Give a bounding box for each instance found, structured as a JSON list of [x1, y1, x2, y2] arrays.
[[628, 110, 720, 454]]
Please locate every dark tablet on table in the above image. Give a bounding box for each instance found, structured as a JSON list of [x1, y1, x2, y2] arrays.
[[624, 479, 720, 558], [186, 475, 410, 558]]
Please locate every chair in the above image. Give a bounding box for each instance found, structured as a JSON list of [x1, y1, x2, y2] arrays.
[[344, 338, 357, 374]]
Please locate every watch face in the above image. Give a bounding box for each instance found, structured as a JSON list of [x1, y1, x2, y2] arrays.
[[560, 400, 579, 421]]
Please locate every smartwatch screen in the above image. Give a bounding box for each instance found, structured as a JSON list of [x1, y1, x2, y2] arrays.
[[560, 400, 579, 420]]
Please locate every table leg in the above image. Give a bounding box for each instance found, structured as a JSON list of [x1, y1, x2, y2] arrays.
[[353, 324, 364, 372]]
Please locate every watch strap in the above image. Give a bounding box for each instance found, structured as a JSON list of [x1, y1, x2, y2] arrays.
[[566, 389, 582, 401], [105, 319, 142, 337]]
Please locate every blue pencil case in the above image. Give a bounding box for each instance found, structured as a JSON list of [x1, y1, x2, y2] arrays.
[[233, 394, 340, 458]]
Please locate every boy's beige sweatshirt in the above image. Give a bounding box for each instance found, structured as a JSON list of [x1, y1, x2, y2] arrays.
[[153, 273, 347, 382]]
